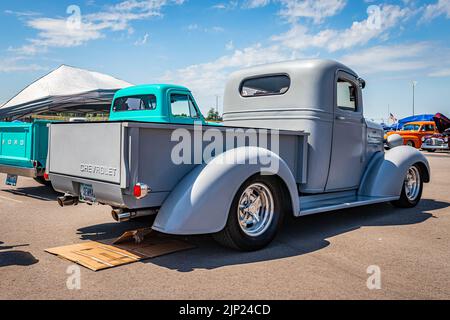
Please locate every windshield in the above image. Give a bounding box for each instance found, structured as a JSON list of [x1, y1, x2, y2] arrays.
[[113, 95, 157, 112], [402, 124, 420, 131]]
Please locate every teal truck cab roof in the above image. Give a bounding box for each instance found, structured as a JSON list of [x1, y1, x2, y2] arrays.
[[109, 84, 209, 124]]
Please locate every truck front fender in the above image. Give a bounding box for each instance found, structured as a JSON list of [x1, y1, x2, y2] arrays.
[[359, 146, 430, 198], [153, 146, 299, 235]]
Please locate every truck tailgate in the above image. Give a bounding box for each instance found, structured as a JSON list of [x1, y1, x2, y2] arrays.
[[0, 122, 33, 168], [48, 122, 123, 185]]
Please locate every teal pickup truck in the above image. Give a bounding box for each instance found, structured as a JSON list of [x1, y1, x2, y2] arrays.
[[0, 84, 212, 186], [0, 120, 51, 186]]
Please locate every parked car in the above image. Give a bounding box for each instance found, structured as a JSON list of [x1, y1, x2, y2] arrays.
[[385, 121, 437, 148], [421, 113, 450, 152], [47, 60, 430, 251], [421, 128, 450, 152], [0, 85, 213, 187]]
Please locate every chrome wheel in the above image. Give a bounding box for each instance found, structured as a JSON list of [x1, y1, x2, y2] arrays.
[[404, 166, 421, 201], [237, 183, 275, 237]]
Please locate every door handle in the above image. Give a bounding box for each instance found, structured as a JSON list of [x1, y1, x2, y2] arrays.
[[336, 116, 346, 121]]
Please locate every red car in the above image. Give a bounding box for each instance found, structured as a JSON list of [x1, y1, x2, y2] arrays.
[[421, 113, 450, 152]]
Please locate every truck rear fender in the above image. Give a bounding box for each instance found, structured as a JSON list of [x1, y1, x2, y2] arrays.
[[359, 146, 430, 198], [153, 146, 299, 235]]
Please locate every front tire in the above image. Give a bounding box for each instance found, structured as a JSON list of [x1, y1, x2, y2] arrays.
[[213, 175, 284, 251], [391, 164, 423, 208]]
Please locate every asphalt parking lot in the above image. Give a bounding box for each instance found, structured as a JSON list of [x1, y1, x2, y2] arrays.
[[0, 152, 449, 300]]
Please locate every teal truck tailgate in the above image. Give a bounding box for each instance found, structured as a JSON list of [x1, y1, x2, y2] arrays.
[[0, 121, 50, 177]]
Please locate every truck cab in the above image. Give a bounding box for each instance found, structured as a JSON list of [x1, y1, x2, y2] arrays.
[[109, 84, 207, 125], [223, 59, 382, 193]]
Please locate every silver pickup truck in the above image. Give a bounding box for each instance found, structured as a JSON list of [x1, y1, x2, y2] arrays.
[[47, 60, 430, 251]]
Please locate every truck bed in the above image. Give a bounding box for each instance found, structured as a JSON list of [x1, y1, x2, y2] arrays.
[[0, 121, 49, 177], [48, 121, 308, 209]]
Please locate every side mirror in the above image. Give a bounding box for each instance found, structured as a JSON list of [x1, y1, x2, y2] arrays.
[[358, 78, 366, 89], [387, 134, 403, 149]]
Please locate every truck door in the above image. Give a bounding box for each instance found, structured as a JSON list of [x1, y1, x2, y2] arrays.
[[169, 91, 202, 125], [326, 71, 365, 191]]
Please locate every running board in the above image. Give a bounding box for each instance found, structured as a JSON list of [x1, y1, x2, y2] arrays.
[[298, 194, 399, 216]]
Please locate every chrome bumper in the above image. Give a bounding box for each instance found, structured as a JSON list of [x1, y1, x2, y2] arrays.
[[421, 144, 449, 150], [0, 164, 43, 178]]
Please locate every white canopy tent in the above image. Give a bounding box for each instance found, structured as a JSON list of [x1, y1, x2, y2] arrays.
[[0, 65, 133, 119]]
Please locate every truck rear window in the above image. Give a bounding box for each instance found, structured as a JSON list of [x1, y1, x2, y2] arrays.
[[240, 75, 290, 97], [113, 95, 157, 112]]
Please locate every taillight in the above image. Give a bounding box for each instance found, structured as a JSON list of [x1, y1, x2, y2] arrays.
[[133, 183, 150, 200], [43, 172, 49, 181]]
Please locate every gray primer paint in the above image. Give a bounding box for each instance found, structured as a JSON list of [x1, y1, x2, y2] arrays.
[[47, 59, 430, 236]]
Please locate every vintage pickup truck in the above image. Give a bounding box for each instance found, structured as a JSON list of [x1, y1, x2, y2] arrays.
[[0, 120, 51, 186], [47, 60, 430, 251], [0, 85, 211, 187]]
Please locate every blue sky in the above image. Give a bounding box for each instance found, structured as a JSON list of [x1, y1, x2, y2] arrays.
[[0, 0, 450, 122]]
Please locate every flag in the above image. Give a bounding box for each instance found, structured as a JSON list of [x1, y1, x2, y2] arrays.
[[389, 113, 398, 123]]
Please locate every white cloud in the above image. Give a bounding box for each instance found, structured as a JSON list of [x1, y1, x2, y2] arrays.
[[160, 1, 431, 111], [4, 10, 40, 17], [11, 0, 185, 55], [212, 1, 238, 10], [340, 43, 431, 74], [428, 68, 450, 78], [242, 0, 271, 9], [134, 33, 150, 46], [226, 40, 234, 50], [160, 44, 291, 111], [0, 57, 47, 73], [421, 0, 450, 22], [273, 4, 413, 52], [187, 23, 199, 31], [279, 0, 347, 24]]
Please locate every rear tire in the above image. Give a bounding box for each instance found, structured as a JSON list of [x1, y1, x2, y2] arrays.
[[391, 164, 423, 208], [426, 149, 436, 153], [213, 175, 284, 251], [406, 140, 415, 148]]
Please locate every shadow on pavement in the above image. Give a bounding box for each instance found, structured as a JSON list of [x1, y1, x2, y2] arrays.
[[75, 199, 448, 273], [0, 242, 38, 268], [0, 251, 39, 267], [2, 185, 60, 202], [77, 220, 152, 241], [149, 199, 448, 272], [0, 241, 30, 251]]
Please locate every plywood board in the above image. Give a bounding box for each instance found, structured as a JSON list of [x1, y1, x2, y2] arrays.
[[46, 230, 194, 271]]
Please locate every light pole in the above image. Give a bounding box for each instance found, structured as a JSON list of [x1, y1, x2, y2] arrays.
[[215, 95, 220, 120], [412, 81, 418, 116]]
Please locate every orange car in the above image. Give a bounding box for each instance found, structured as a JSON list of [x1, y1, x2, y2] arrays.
[[385, 121, 437, 148]]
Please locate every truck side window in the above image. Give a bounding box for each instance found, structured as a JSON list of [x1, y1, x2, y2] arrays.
[[113, 95, 156, 112], [337, 79, 358, 112], [171, 94, 199, 118], [240, 75, 290, 97]]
